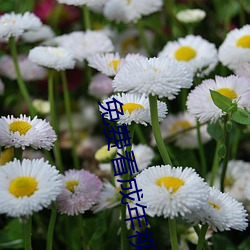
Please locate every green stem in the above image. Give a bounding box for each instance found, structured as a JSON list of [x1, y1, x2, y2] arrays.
[[21, 216, 32, 250], [135, 125, 147, 144], [48, 70, 63, 172], [9, 37, 36, 117], [168, 218, 179, 250], [78, 215, 89, 250], [149, 95, 172, 165], [14, 148, 23, 160], [196, 224, 209, 250], [196, 120, 207, 179], [136, 20, 151, 56], [231, 126, 240, 159], [61, 71, 80, 169], [209, 141, 221, 186], [46, 203, 57, 250], [220, 116, 230, 192], [238, 0, 246, 26], [121, 124, 135, 250], [82, 4, 91, 30]]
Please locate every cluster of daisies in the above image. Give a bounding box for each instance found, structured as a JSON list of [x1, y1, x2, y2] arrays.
[[0, 114, 102, 218]]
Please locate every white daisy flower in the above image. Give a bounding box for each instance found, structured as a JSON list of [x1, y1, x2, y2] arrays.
[[87, 52, 145, 76], [152, 112, 211, 149], [0, 55, 47, 81], [0, 114, 57, 150], [116, 28, 154, 56], [99, 143, 155, 174], [186, 187, 248, 232], [104, 0, 163, 23], [132, 144, 155, 172], [56, 0, 105, 7], [218, 25, 250, 70], [28, 46, 75, 71], [113, 57, 193, 99], [176, 9, 206, 23], [245, 183, 250, 201], [213, 160, 250, 202], [92, 179, 120, 213], [0, 158, 62, 217], [52, 31, 114, 62], [32, 99, 50, 115], [158, 35, 218, 77], [134, 165, 209, 219], [99, 93, 167, 126], [187, 75, 250, 123], [0, 12, 41, 42], [22, 24, 55, 43]]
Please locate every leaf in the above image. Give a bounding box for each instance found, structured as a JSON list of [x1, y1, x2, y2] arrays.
[[207, 122, 223, 141], [232, 109, 250, 125], [209, 90, 234, 112]]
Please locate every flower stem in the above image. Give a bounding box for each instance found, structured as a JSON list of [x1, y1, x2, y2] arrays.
[[46, 202, 57, 250], [61, 71, 80, 169], [121, 124, 135, 250], [137, 20, 151, 56], [209, 141, 220, 186], [220, 116, 230, 192], [48, 70, 63, 172], [168, 218, 179, 250], [149, 95, 172, 165], [21, 216, 32, 250], [14, 148, 23, 160], [9, 37, 36, 117], [82, 4, 91, 30], [196, 224, 209, 250], [196, 120, 207, 179]]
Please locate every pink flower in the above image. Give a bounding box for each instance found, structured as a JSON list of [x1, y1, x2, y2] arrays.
[[56, 169, 102, 215]]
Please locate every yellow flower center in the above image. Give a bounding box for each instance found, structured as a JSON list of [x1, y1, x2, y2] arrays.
[[174, 46, 197, 61], [171, 120, 192, 134], [66, 180, 79, 192], [127, 0, 131, 4], [216, 88, 237, 99], [156, 176, 184, 193], [9, 121, 32, 135], [236, 35, 250, 48], [0, 148, 14, 166], [208, 201, 220, 210], [121, 103, 144, 114], [51, 48, 64, 56], [9, 176, 38, 197], [108, 60, 121, 72], [224, 176, 234, 187]]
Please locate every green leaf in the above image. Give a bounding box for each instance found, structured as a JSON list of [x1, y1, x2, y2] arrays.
[[0, 219, 23, 249], [209, 90, 234, 112], [207, 122, 223, 141], [232, 109, 250, 125], [238, 237, 250, 250]]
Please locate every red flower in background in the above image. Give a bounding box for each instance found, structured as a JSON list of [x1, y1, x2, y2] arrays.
[[34, 0, 79, 26]]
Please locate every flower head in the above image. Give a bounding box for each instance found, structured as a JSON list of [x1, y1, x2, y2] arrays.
[[187, 75, 250, 123], [52, 31, 114, 62], [28, 46, 75, 71], [152, 112, 210, 149], [0, 114, 57, 150], [134, 165, 209, 219], [99, 93, 167, 126], [0, 12, 41, 42], [22, 24, 55, 43], [218, 25, 250, 70], [186, 187, 248, 232], [56, 169, 102, 215], [113, 57, 193, 99], [159, 35, 217, 77], [176, 9, 206, 23], [0, 158, 62, 217], [87, 52, 145, 76], [56, 0, 105, 7], [103, 0, 163, 23]]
